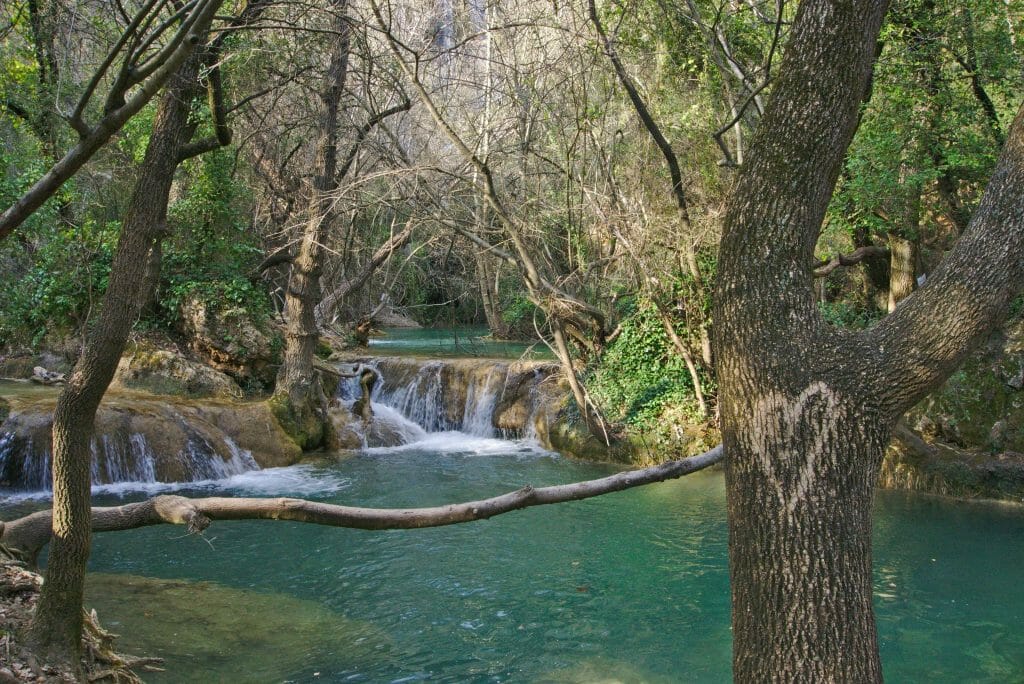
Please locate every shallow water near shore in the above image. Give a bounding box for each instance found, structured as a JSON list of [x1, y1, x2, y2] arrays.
[[25, 437, 1016, 683]]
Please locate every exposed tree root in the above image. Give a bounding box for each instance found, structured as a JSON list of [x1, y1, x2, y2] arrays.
[[0, 557, 162, 683]]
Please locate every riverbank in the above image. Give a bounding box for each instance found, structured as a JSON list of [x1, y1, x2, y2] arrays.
[[2, 318, 1023, 503], [0, 561, 161, 682]]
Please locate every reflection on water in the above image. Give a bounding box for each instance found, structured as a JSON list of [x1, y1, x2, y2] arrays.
[[5, 437, 1021, 682]]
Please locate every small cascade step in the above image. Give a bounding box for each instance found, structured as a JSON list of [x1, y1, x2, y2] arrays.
[[0, 409, 260, 492], [337, 357, 560, 443]]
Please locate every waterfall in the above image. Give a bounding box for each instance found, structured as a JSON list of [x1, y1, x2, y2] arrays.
[[337, 357, 560, 445], [0, 410, 261, 493]]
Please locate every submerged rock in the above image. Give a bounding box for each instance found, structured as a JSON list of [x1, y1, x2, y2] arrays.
[[84, 574, 389, 683]]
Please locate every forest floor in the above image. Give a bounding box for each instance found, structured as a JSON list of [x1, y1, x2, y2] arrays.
[[0, 562, 159, 683]]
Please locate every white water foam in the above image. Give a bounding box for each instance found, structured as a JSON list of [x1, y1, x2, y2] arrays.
[[362, 431, 553, 458], [3, 463, 350, 502], [367, 403, 428, 444]]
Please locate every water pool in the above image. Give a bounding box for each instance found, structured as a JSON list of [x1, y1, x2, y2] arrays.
[[28, 435, 1018, 683], [367, 327, 553, 360]]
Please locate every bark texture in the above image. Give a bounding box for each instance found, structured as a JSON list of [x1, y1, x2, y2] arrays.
[[886, 234, 917, 311], [714, 0, 1024, 680], [28, 55, 204, 664], [272, 0, 350, 449], [716, 1, 894, 680]]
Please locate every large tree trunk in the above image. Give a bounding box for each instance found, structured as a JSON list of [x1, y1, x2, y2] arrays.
[[28, 55, 203, 666], [272, 0, 350, 449], [714, 2, 892, 680], [722, 381, 888, 680], [715, 0, 1024, 680]]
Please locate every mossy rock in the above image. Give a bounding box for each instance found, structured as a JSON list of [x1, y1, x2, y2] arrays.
[[907, 320, 1024, 453], [177, 298, 278, 387], [113, 343, 243, 399], [0, 393, 303, 489], [267, 393, 328, 452], [881, 428, 1024, 503], [0, 352, 72, 379]]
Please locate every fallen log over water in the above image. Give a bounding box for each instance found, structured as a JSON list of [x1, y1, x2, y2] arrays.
[[0, 446, 724, 563]]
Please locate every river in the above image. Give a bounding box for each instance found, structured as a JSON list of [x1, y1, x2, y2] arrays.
[[0, 440, 1006, 681], [0, 329, 1021, 681]]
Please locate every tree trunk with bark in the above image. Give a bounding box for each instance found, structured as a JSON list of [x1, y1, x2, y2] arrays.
[[714, 0, 1024, 680], [887, 233, 917, 311], [475, 250, 510, 339], [271, 0, 350, 450], [28, 54, 204, 667]]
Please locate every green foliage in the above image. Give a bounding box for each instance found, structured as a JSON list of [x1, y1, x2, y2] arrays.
[[818, 301, 884, 331], [118, 103, 159, 164], [156, 149, 269, 328], [828, 0, 1019, 243], [500, 294, 541, 337], [1009, 293, 1024, 320], [588, 299, 708, 429], [0, 216, 115, 348]]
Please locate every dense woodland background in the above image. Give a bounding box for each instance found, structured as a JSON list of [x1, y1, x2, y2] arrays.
[[1, 0, 1024, 676], [2, 0, 1021, 446]]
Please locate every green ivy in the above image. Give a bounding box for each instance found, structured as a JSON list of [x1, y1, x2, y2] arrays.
[[154, 148, 270, 328], [588, 299, 709, 429]]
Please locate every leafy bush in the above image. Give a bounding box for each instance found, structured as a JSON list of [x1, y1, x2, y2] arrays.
[[155, 149, 270, 328], [0, 217, 116, 348], [588, 299, 709, 429], [819, 300, 883, 330]]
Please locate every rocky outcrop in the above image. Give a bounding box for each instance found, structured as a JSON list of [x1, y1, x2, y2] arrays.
[[29, 367, 65, 385], [0, 393, 301, 490], [906, 318, 1024, 455], [881, 426, 1024, 502], [373, 308, 420, 328], [176, 298, 280, 387], [884, 316, 1024, 502], [354, 356, 564, 437], [0, 352, 72, 380], [113, 344, 243, 399]]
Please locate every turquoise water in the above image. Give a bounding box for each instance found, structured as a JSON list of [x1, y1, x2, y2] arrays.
[[368, 327, 553, 360], [32, 439, 1019, 683]]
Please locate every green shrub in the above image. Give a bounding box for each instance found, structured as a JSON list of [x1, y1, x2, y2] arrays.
[[819, 300, 883, 330], [588, 299, 709, 429]]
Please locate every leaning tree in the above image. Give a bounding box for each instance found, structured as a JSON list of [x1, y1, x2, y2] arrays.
[[714, 0, 1024, 681]]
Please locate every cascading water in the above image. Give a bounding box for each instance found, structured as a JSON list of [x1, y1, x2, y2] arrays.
[[0, 410, 261, 493], [334, 357, 560, 450]]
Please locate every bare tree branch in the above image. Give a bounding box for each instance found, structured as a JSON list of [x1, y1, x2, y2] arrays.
[[812, 245, 890, 277], [0, 446, 725, 562], [0, 0, 226, 240]]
